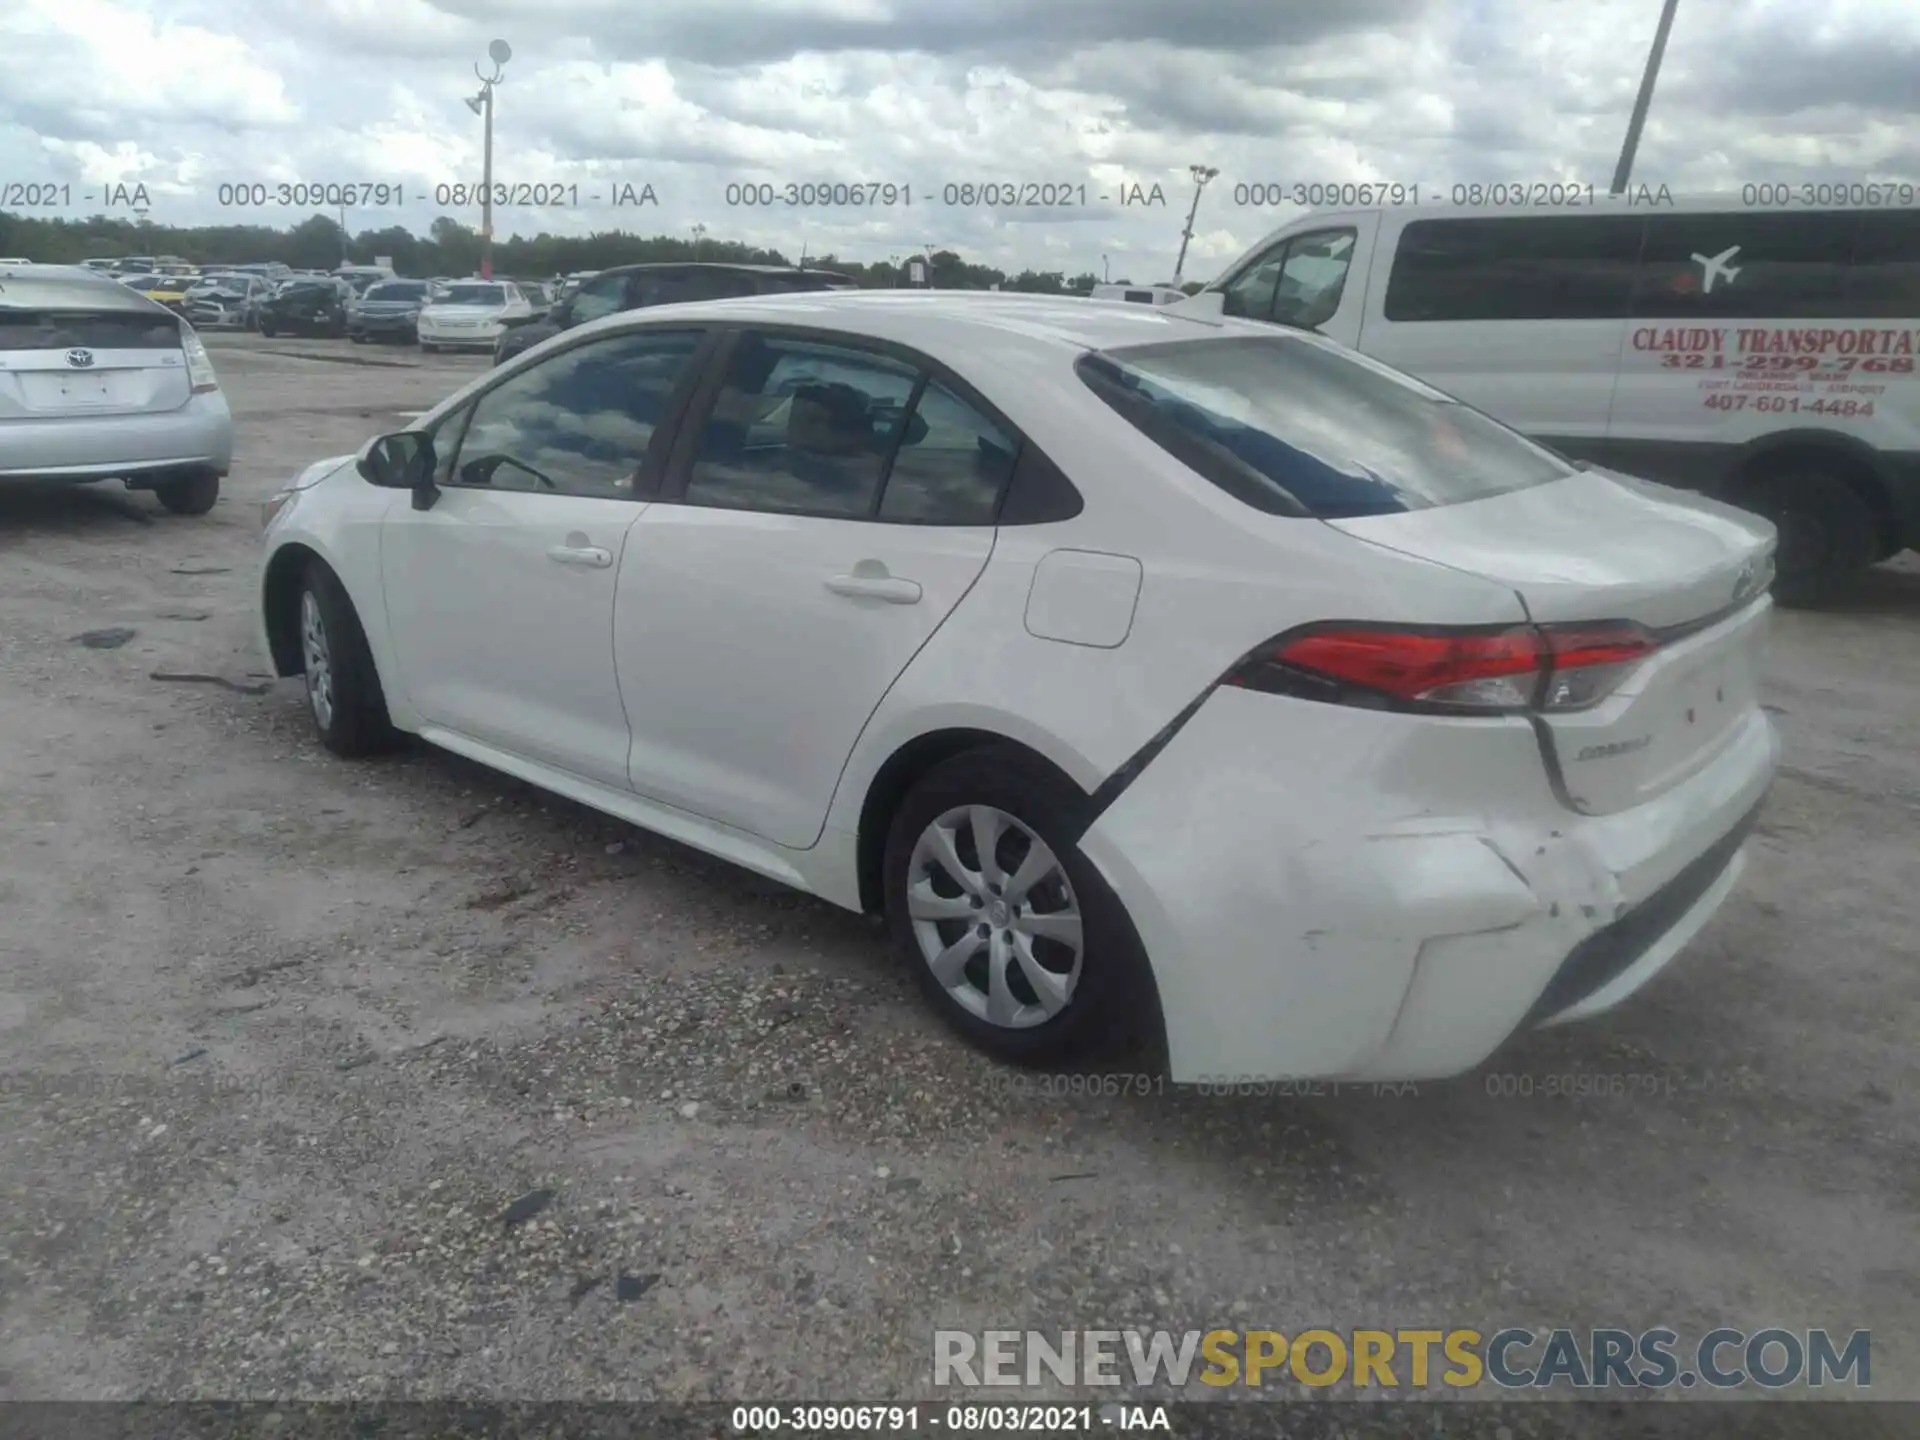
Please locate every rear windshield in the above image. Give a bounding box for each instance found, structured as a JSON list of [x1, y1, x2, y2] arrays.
[[1075, 335, 1571, 518], [439, 284, 505, 305], [0, 310, 182, 350]]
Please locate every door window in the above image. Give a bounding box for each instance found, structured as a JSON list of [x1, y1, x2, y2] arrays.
[[683, 335, 920, 516], [567, 273, 630, 325], [1632, 211, 1854, 319], [1222, 229, 1357, 328], [876, 381, 1018, 524], [446, 330, 703, 498], [1385, 216, 1642, 322]]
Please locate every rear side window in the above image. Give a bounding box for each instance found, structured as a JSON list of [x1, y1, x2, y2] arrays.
[[1843, 210, 1919, 318], [877, 381, 1017, 525], [1385, 216, 1642, 322], [0, 310, 181, 349], [1632, 211, 1853, 319], [1075, 335, 1572, 519]]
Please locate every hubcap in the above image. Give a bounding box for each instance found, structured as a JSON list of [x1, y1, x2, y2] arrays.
[[905, 804, 1084, 1030], [300, 590, 334, 729]]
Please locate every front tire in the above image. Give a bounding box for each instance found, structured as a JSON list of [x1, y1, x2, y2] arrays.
[[1742, 468, 1878, 607], [297, 561, 399, 758], [154, 469, 220, 515], [883, 748, 1158, 1067]]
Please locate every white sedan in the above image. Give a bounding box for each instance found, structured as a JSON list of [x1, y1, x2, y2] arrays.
[[416, 280, 533, 352], [256, 291, 1779, 1083]]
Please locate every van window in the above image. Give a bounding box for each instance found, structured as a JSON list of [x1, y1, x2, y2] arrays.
[[1385, 216, 1642, 322], [1124, 290, 1155, 304], [1632, 211, 1853, 319], [1222, 229, 1356, 328], [1076, 334, 1571, 519], [1843, 210, 1919, 318]]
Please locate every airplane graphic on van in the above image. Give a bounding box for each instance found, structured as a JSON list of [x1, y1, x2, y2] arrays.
[[1691, 245, 1742, 292]]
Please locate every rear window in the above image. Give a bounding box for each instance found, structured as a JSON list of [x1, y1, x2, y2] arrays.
[[1075, 335, 1572, 519], [0, 309, 182, 350]]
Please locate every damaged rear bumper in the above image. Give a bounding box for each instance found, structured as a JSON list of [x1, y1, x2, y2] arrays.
[[1077, 686, 1779, 1084]]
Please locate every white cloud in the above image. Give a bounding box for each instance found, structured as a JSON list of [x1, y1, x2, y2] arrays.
[[1, 0, 1914, 278]]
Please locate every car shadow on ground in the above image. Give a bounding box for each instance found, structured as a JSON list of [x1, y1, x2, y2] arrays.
[[0, 480, 173, 531]]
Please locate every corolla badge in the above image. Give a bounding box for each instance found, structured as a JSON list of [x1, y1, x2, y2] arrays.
[[66, 348, 95, 368]]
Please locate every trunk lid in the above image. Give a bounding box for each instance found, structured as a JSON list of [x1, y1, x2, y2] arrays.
[[0, 309, 191, 418], [1329, 467, 1777, 816]]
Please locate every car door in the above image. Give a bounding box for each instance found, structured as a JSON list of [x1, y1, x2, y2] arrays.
[[379, 327, 710, 788], [615, 329, 1016, 848]]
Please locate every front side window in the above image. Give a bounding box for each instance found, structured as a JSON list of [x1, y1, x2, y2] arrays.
[[568, 273, 629, 324], [1222, 229, 1356, 328], [447, 330, 703, 499], [684, 335, 920, 517], [1076, 334, 1570, 519]]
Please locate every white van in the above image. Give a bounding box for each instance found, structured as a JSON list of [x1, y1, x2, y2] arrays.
[[1174, 195, 1919, 602], [1090, 282, 1187, 306]]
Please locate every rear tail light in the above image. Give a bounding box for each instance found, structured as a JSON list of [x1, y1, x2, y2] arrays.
[[1224, 621, 1659, 713], [179, 326, 220, 393]]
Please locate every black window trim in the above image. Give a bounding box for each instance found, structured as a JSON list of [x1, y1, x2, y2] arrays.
[[657, 322, 1082, 527], [422, 325, 722, 501]]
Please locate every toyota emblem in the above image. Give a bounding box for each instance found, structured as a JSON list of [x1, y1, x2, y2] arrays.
[[66, 348, 95, 369]]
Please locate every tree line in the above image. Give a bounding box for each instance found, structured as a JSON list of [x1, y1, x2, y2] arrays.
[[0, 210, 1203, 296]]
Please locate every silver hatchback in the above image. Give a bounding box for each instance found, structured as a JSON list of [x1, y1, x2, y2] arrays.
[[0, 263, 233, 514]]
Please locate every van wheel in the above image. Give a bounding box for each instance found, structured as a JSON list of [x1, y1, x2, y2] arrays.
[[1741, 469, 1878, 608], [155, 470, 220, 516], [883, 747, 1160, 1068]]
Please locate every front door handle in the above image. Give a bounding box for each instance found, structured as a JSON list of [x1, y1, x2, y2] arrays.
[[825, 572, 922, 604], [548, 544, 612, 568]]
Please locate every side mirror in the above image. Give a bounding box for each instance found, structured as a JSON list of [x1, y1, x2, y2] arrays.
[[356, 430, 438, 508]]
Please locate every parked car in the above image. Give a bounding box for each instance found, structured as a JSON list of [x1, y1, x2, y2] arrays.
[[256, 292, 1778, 1082], [119, 273, 193, 315], [112, 256, 157, 276], [417, 280, 534, 352], [348, 280, 433, 344], [0, 262, 231, 513], [1176, 195, 1920, 604], [494, 262, 857, 365], [258, 277, 352, 337], [185, 273, 270, 331]]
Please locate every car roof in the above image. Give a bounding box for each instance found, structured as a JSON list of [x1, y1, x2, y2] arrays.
[[598, 261, 853, 280], [576, 288, 1267, 356], [0, 265, 176, 313]]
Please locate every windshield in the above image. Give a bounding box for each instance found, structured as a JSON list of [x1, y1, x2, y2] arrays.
[[365, 282, 426, 301], [437, 284, 506, 306], [1077, 335, 1572, 519]]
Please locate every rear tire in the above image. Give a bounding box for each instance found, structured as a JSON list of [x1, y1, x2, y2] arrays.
[[154, 470, 220, 516], [1741, 468, 1879, 607], [296, 561, 399, 758], [883, 747, 1160, 1068]]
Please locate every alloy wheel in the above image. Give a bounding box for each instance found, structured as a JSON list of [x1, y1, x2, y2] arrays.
[[300, 590, 335, 729]]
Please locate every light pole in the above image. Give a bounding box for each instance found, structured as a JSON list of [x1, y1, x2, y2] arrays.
[[1172, 164, 1219, 283], [1102, 253, 1111, 282], [465, 39, 512, 280], [1611, 0, 1679, 194], [692, 223, 708, 259]]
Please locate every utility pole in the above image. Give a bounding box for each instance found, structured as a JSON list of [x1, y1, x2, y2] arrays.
[[692, 223, 708, 259], [467, 40, 512, 279], [1611, 0, 1679, 195], [1172, 165, 1219, 283]]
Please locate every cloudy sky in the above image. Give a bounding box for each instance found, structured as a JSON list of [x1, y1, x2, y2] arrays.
[[2, 0, 1916, 279]]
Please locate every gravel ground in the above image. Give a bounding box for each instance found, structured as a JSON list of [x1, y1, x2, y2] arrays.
[[1, 334, 1917, 1420]]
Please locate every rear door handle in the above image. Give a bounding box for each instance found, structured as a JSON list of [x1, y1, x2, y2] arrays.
[[547, 544, 612, 568], [825, 573, 922, 604]]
